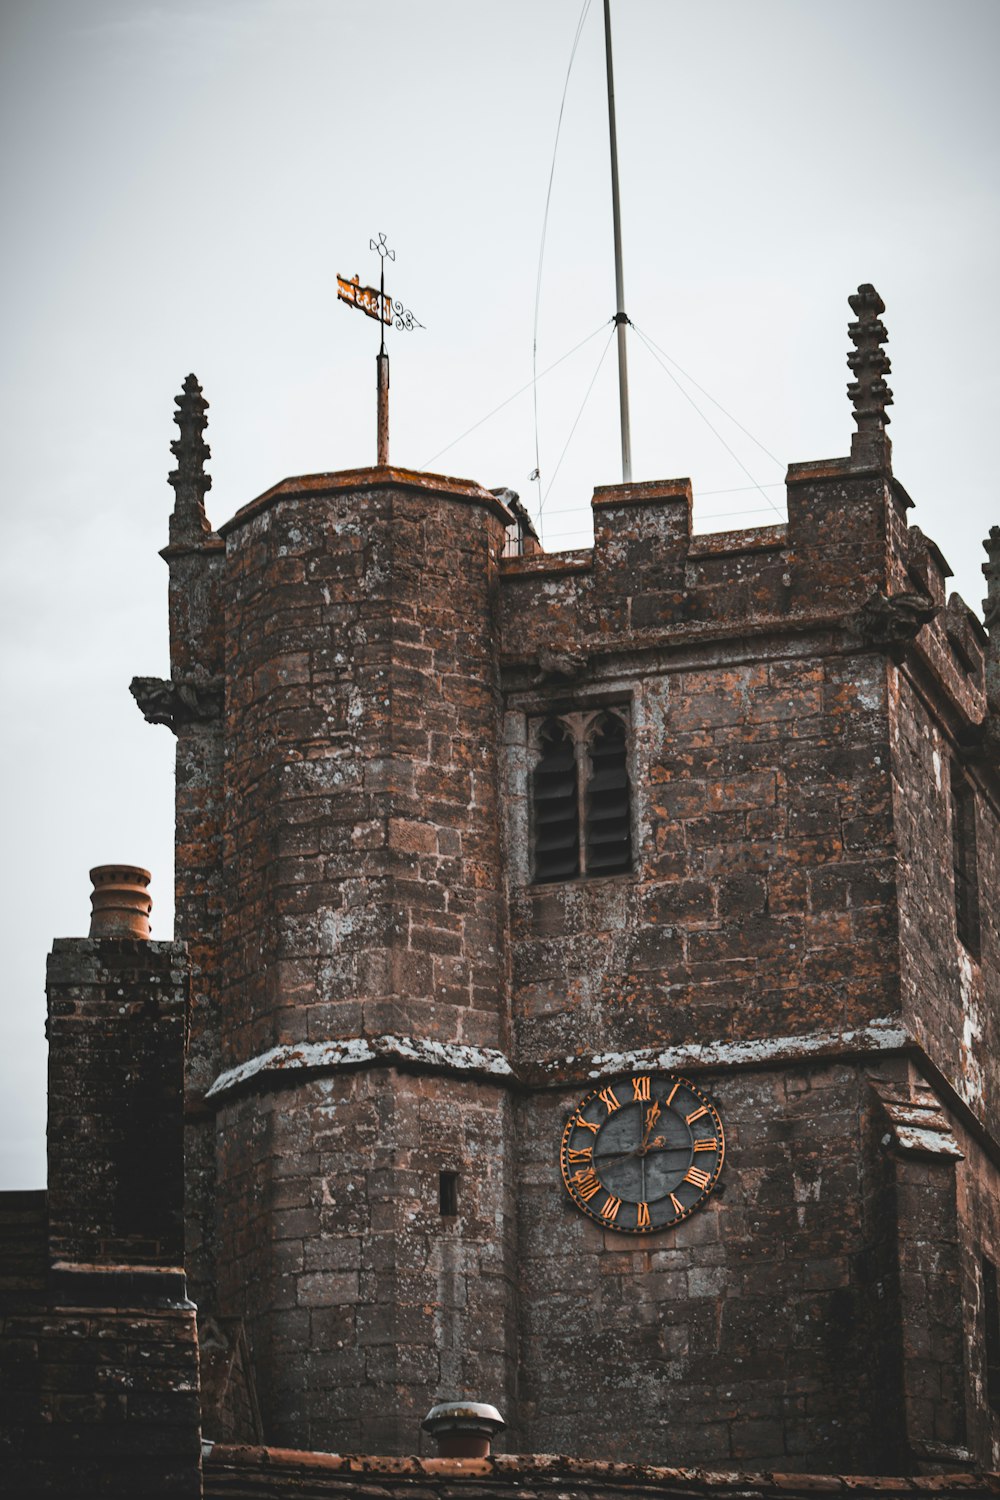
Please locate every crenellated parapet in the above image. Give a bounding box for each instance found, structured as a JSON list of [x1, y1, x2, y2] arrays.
[[499, 464, 978, 717], [498, 288, 991, 740]]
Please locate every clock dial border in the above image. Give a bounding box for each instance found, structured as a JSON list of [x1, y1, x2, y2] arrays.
[[559, 1072, 725, 1235]]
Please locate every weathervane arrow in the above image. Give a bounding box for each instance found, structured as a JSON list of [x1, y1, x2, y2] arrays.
[[336, 233, 424, 467]]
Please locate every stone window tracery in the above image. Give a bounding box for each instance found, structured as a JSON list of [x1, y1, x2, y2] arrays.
[[530, 708, 632, 883]]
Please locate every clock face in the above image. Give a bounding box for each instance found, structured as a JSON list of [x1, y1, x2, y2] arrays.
[[560, 1072, 725, 1234]]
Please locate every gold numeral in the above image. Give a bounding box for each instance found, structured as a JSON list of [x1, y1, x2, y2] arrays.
[[598, 1086, 621, 1114], [632, 1075, 651, 1101], [636, 1201, 651, 1229], [692, 1137, 716, 1152], [567, 1146, 593, 1163], [574, 1168, 602, 1201], [669, 1193, 684, 1215], [686, 1104, 709, 1125], [601, 1195, 622, 1222], [684, 1166, 711, 1190], [664, 1082, 680, 1108], [573, 1114, 600, 1135]]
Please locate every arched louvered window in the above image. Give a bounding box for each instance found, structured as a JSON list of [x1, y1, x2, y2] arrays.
[[530, 708, 632, 882], [585, 713, 632, 876], [532, 719, 580, 882]]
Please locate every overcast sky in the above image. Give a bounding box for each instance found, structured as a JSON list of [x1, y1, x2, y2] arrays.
[[1, 0, 998, 1188]]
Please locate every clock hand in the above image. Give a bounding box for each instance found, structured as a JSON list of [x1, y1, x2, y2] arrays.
[[639, 1102, 661, 1149], [644, 1140, 689, 1156]]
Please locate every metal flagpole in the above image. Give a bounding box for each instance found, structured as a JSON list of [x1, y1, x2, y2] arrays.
[[603, 0, 632, 483]]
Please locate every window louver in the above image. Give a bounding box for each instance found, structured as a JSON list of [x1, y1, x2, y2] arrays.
[[533, 721, 580, 881], [585, 715, 632, 875], [530, 709, 632, 883]]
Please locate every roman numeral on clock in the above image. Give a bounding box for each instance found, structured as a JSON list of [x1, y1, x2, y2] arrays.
[[684, 1166, 712, 1190], [573, 1167, 602, 1201]]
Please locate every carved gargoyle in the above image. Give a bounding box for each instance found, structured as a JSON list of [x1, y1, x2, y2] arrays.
[[853, 589, 939, 658], [130, 675, 223, 731], [535, 648, 590, 685]]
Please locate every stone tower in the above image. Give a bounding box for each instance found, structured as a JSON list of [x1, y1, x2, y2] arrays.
[[131, 286, 1000, 1472]]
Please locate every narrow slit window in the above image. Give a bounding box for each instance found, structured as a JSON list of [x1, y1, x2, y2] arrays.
[[951, 765, 981, 957], [983, 1256, 1000, 1412], [532, 719, 580, 882], [439, 1171, 459, 1217]]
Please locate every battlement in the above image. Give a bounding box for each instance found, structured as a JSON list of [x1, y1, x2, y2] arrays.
[[499, 458, 987, 733]]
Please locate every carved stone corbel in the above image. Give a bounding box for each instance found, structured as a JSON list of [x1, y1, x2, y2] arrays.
[[534, 648, 590, 685]]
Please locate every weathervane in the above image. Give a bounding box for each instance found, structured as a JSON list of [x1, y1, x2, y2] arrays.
[[337, 233, 424, 466]]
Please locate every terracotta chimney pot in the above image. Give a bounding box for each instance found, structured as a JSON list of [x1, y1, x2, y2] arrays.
[[421, 1401, 505, 1458], [89, 865, 152, 940]]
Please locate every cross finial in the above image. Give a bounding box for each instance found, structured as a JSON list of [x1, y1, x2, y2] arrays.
[[847, 284, 893, 472], [167, 373, 213, 545]]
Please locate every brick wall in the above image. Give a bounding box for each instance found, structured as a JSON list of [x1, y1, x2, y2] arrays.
[[504, 646, 896, 1064], [46, 938, 189, 1267], [164, 449, 997, 1467], [0, 933, 203, 1496], [215, 471, 511, 1062], [1, 1297, 202, 1497], [890, 664, 999, 1135], [207, 471, 517, 1450], [213, 1068, 517, 1454], [517, 1060, 902, 1470]]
